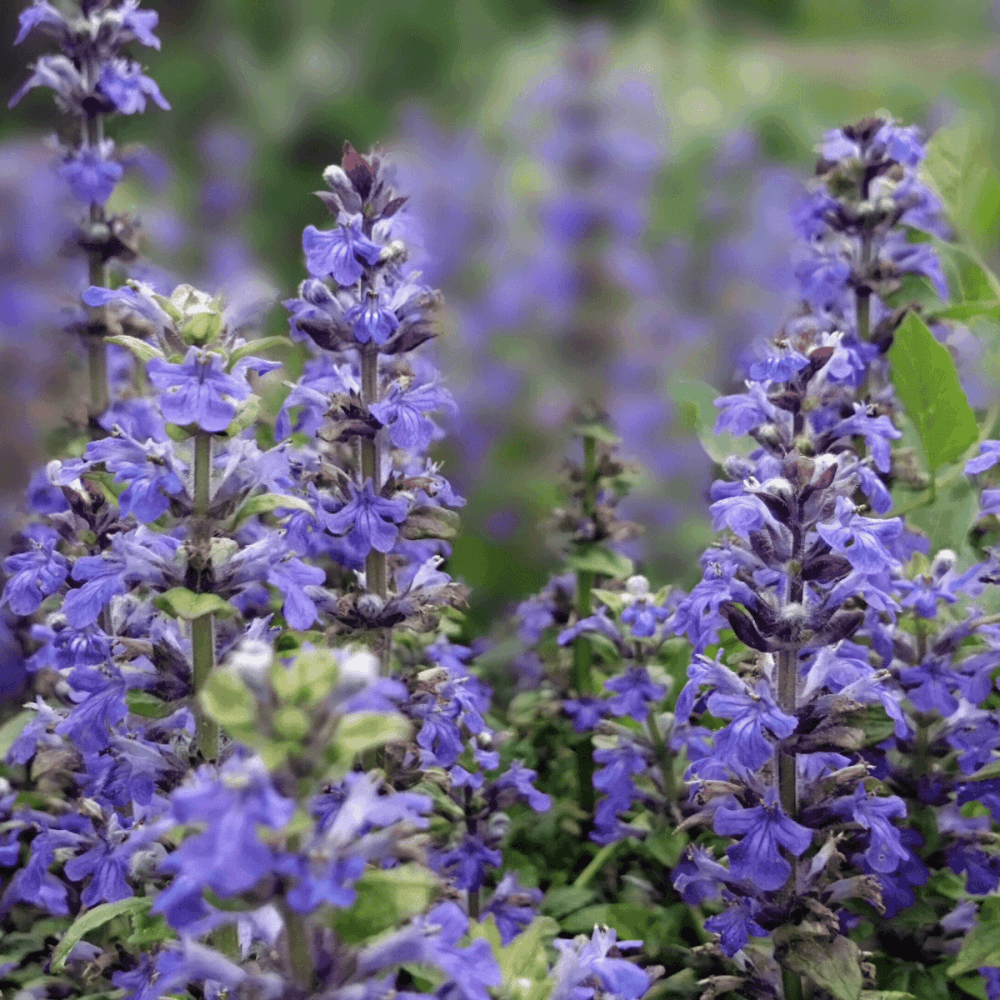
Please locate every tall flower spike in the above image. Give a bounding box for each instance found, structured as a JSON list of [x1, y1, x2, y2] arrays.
[[10, 0, 167, 422]]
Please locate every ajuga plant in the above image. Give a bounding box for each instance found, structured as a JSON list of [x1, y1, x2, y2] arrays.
[[9, 0, 170, 424], [490, 113, 1000, 1000], [280, 145, 651, 1000], [0, 65, 653, 996]]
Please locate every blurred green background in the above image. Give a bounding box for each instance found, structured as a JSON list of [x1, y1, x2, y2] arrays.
[[4, 0, 1000, 633]]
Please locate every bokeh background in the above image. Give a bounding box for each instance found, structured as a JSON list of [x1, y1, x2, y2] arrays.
[[3, 0, 1000, 635]]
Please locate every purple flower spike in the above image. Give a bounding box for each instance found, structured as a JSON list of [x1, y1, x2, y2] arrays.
[[714, 788, 813, 891], [147, 348, 251, 433], [322, 479, 409, 556], [302, 215, 382, 285]]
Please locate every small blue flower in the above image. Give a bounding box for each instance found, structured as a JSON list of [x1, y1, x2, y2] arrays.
[[1, 525, 69, 615], [98, 59, 170, 114], [816, 496, 903, 574], [704, 893, 768, 956], [347, 288, 399, 345], [831, 783, 907, 874], [714, 788, 813, 891], [966, 441, 1000, 476], [58, 144, 123, 204], [302, 214, 382, 285], [322, 479, 409, 556], [621, 598, 669, 637], [604, 666, 666, 722], [433, 833, 501, 891], [147, 348, 251, 433], [707, 681, 798, 772], [370, 380, 457, 451], [483, 873, 543, 945]]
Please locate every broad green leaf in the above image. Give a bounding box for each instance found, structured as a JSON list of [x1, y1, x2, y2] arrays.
[[566, 545, 633, 579], [153, 587, 237, 620], [324, 712, 410, 780], [332, 864, 440, 943], [229, 337, 294, 367], [923, 121, 1000, 252], [200, 670, 257, 731], [105, 335, 164, 362], [229, 491, 315, 529], [781, 932, 862, 1000], [0, 709, 34, 760], [928, 302, 1000, 323], [51, 896, 153, 971], [951, 922, 1000, 977], [541, 885, 597, 920], [469, 916, 556, 1000], [888, 311, 977, 474], [271, 648, 340, 706]]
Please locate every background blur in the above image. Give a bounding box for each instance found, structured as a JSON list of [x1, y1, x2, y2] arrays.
[[4, 0, 1000, 634]]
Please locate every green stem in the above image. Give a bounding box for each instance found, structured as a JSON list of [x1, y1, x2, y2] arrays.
[[278, 835, 315, 990], [194, 432, 212, 516], [192, 432, 217, 762], [646, 712, 677, 815], [360, 345, 390, 674], [573, 841, 619, 889], [191, 614, 217, 762]]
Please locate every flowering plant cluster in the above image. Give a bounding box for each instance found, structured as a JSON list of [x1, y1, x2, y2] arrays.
[[4, 5, 1000, 1000]]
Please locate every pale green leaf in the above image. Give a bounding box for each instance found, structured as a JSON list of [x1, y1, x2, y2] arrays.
[[51, 897, 153, 971]]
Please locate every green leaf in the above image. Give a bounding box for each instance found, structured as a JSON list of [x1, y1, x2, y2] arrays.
[[574, 421, 620, 445], [668, 376, 755, 465], [200, 670, 257, 731], [221, 394, 260, 437], [125, 690, 174, 719], [324, 712, 411, 780], [51, 896, 153, 972], [923, 121, 1000, 253], [781, 932, 862, 1000], [541, 885, 597, 920], [124, 907, 173, 949], [332, 864, 440, 943], [859, 993, 916, 1000], [180, 311, 223, 345], [272, 705, 310, 741], [888, 311, 978, 474], [928, 301, 1000, 323], [951, 922, 1000, 977], [229, 336, 294, 367], [271, 648, 340, 706], [229, 492, 315, 530], [105, 335, 164, 362], [153, 587, 237, 620], [566, 544, 633, 579], [0, 709, 34, 760]]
